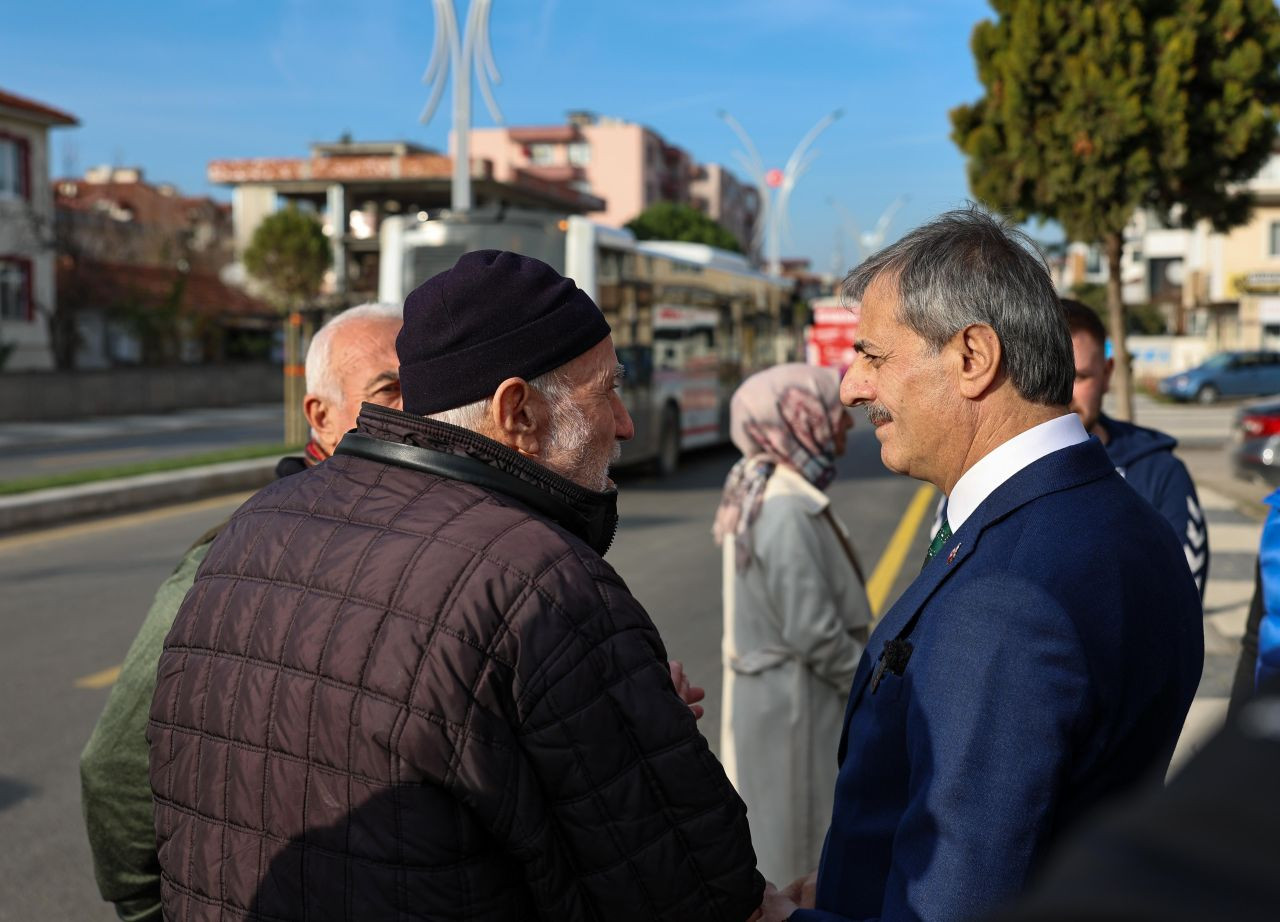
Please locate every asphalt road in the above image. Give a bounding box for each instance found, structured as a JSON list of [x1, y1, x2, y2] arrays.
[[0, 423, 929, 921], [0, 494, 250, 922]]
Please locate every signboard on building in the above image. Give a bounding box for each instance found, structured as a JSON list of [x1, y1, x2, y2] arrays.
[[1241, 271, 1280, 293]]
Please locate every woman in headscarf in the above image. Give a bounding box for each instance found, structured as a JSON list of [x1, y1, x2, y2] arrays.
[[714, 362, 872, 886]]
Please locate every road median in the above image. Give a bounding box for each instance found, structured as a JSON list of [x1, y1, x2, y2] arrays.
[[0, 457, 280, 534]]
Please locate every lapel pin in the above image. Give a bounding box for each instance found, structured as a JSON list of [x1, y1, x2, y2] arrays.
[[947, 543, 961, 565]]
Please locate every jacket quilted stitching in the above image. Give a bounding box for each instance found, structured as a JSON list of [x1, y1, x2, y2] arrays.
[[149, 406, 763, 921]]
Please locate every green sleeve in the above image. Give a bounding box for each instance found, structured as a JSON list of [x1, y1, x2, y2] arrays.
[[79, 539, 213, 922]]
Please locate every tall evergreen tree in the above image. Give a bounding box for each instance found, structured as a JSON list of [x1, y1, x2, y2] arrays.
[[243, 206, 331, 444], [952, 0, 1280, 419], [243, 206, 331, 310]]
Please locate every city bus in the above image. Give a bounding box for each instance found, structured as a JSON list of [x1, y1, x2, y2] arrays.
[[379, 208, 799, 474]]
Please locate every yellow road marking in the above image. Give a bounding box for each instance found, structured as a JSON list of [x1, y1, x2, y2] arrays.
[[7, 492, 250, 690], [866, 483, 936, 617], [75, 665, 122, 689], [0, 491, 252, 555]]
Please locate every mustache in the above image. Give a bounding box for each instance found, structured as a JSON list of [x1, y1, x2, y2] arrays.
[[864, 404, 893, 425]]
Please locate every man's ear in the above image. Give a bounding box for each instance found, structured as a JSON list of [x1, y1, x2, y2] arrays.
[[303, 393, 329, 444], [1102, 355, 1115, 391], [952, 323, 1003, 399], [489, 377, 543, 456]]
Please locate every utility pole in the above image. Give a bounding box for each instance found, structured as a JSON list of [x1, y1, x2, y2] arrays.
[[719, 109, 842, 276], [421, 0, 504, 213]]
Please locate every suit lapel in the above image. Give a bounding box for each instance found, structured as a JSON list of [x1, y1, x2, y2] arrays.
[[841, 529, 975, 723]]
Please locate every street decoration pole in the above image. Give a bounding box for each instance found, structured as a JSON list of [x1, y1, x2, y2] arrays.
[[421, 0, 504, 213], [719, 109, 842, 276], [829, 194, 909, 264]]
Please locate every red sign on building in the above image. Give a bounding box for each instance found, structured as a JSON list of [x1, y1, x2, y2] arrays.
[[805, 298, 860, 373]]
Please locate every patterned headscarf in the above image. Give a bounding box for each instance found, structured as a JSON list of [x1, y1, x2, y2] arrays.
[[713, 363, 848, 571]]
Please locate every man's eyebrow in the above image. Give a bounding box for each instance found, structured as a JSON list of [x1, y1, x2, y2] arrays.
[[606, 362, 625, 385], [853, 338, 881, 354], [367, 370, 400, 388]]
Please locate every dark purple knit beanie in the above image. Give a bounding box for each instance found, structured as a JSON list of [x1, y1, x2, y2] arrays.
[[397, 249, 611, 416]]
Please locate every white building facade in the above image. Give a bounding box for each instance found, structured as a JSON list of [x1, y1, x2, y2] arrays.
[[0, 88, 77, 370]]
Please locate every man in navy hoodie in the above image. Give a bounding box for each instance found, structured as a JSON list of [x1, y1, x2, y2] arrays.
[[1063, 299, 1208, 597]]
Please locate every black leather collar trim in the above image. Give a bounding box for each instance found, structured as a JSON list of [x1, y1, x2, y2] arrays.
[[335, 431, 618, 555], [358, 403, 605, 504]]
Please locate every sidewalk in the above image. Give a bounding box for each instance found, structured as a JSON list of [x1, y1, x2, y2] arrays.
[[0, 456, 280, 533]]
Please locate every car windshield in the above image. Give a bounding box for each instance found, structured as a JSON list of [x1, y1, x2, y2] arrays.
[[1199, 353, 1235, 371]]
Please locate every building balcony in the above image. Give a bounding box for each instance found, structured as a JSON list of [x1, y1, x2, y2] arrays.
[[519, 164, 586, 185], [508, 125, 582, 144]]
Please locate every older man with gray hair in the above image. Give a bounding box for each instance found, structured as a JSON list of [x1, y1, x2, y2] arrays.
[[759, 209, 1203, 922], [80, 302, 402, 922], [149, 250, 760, 922]]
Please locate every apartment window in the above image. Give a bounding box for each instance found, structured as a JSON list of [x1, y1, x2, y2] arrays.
[[567, 141, 591, 166], [527, 143, 554, 166], [1269, 220, 1280, 257], [0, 136, 29, 200], [0, 258, 32, 321]]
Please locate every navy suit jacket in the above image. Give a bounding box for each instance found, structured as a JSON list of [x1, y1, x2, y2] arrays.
[[792, 438, 1204, 922]]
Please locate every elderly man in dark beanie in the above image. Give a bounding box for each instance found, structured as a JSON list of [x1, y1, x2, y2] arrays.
[[149, 250, 764, 922]]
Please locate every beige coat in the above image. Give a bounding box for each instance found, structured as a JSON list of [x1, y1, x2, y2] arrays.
[[720, 465, 871, 885]]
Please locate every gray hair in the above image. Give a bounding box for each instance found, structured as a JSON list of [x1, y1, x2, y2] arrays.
[[305, 302, 404, 401], [843, 206, 1073, 406], [430, 365, 592, 467]]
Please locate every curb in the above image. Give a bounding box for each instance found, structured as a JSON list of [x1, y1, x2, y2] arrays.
[[0, 458, 280, 534]]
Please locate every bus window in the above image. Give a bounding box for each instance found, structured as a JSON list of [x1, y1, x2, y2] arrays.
[[616, 344, 654, 387]]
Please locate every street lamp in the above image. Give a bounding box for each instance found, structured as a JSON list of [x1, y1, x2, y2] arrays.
[[719, 109, 842, 276], [421, 0, 504, 212]]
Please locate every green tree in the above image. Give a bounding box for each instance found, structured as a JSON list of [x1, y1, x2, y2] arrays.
[[951, 0, 1280, 420], [243, 206, 330, 309], [243, 206, 331, 444], [1069, 281, 1166, 333], [626, 202, 742, 252]]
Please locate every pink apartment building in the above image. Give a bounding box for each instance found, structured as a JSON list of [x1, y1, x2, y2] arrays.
[[467, 112, 758, 255], [690, 162, 760, 257]]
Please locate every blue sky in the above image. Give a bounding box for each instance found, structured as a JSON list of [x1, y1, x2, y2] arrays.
[[5, 0, 1027, 268]]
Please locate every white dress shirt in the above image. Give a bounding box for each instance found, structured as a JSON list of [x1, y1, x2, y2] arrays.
[[946, 413, 1089, 532]]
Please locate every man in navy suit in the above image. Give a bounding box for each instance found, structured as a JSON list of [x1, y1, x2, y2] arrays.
[[755, 209, 1204, 922]]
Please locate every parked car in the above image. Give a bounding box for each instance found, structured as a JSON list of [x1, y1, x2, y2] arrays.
[[1231, 399, 1280, 486], [1159, 350, 1280, 403]]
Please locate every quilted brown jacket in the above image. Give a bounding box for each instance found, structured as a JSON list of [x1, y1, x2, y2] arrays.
[[149, 403, 763, 921]]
